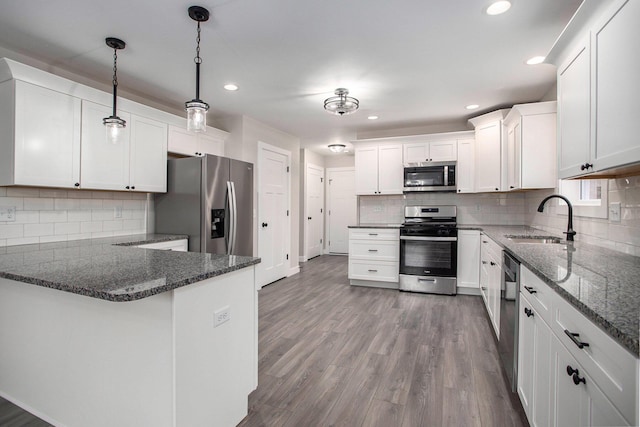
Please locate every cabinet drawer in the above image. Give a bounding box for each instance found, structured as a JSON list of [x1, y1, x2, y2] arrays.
[[349, 228, 399, 241], [480, 234, 502, 261], [551, 292, 637, 424], [520, 266, 554, 325], [348, 260, 399, 282], [349, 240, 399, 261]]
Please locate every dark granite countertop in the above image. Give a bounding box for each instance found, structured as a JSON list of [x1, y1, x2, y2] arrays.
[[348, 224, 403, 229], [0, 234, 261, 302], [471, 225, 639, 357]]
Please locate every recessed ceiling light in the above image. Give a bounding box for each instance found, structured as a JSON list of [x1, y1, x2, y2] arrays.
[[526, 56, 546, 65], [465, 104, 480, 110], [224, 84, 239, 91], [368, 115, 379, 120], [486, 1, 511, 15]]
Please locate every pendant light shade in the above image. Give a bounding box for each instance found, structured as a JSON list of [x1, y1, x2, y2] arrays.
[[185, 6, 210, 133], [103, 37, 126, 144], [324, 88, 359, 116]]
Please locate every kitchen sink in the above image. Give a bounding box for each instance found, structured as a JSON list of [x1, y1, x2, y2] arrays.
[[505, 235, 562, 244]]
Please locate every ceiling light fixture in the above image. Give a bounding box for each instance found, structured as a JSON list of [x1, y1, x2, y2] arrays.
[[224, 83, 239, 91], [103, 37, 126, 145], [328, 144, 346, 153], [465, 104, 480, 110], [526, 56, 546, 65], [185, 6, 210, 133], [486, 1, 512, 15], [324, 88, 359, 116], [368, 115, 379, 120]]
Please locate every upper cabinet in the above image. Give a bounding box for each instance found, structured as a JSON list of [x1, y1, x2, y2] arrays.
[[469, 109, 509, 192], [550, 0, 640, 179], [403, 140, 457, 164], [354, 144, 403, 195], [503, 101, 557, 191], [0, 80, 81, 188], [456, 137, 475, 193], [168, 125, 227, 157]]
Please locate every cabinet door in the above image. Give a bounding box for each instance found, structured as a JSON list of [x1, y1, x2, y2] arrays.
[[80, 101, 131, 191], [456, 138, 475, 193], [489, 255, 501, 338], [558, 39, 591, 179], [403, 142, 428, 164], [592, 0, 640, 171], [506, 125, 519, 190], [129, 115, 168, 193], [429, 140, 457, 161], [13, 80, 81, 188], [197, 132, 224, 157], [355, 146, 379, 195], [377, 144, 403, 194], [475, 122, 502, 192], [456, 230, 480, 289], [168, 125, 199, 156], [520, 113, 556, 189]]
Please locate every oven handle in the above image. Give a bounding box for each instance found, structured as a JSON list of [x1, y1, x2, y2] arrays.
[[400, 236, 457, 241]]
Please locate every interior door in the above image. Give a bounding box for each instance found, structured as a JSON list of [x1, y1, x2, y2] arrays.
[[257, 144, 290, 288], [327, 168, 356, 254], [305, 164, 324, 260]]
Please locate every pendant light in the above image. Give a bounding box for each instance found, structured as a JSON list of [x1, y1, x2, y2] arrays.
[[324, 88, 359, 116], [103, 37, 126, 144], [185, 6, 210, 132]]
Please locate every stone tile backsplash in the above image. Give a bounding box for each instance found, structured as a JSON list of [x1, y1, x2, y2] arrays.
[[0, 187, 149, 247]]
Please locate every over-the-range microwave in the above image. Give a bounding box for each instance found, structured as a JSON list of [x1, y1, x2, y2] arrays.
[[403, 161, 456, 192]]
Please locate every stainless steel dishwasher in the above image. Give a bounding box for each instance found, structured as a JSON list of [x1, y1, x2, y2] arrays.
[[499, 251, 520, 393]]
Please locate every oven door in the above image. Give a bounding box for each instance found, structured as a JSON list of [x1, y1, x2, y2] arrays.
[[399, 236, 457, 277]]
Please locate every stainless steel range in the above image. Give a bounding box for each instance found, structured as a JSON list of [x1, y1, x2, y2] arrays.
[[399, 205, 457, 295]]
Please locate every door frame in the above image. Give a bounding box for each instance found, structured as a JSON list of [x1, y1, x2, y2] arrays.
[[326, 167, 356, 255], [257, 141, 292, 288], [302, 163, 325, 262]]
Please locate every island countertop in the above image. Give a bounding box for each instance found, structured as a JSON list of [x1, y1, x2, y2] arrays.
[[0, 234, 260, 302]]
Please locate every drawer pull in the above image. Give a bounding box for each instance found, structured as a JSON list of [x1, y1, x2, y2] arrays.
[[481, 261, 488, 265], [482, 240, 488, 243], [368, 249, 378, 252], [573, 373, 586, 385], [524, 307, 534, 317], [524, 286, 537, 294], [566, 365, 579, 377], [368, 269, 378, 272], [368, 233, 378, 236], [564, 329, 590, 349], [490, 261, 497, 266]]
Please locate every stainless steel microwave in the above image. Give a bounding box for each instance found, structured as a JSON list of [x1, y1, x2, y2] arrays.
[[403, 161, 456, 192]]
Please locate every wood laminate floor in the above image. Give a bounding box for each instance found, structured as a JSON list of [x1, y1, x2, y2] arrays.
[[0, 255, 525, 427]]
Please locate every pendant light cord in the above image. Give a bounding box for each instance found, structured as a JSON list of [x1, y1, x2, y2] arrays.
[[194, 21, 202, 100], [111, 47, 118, 117]]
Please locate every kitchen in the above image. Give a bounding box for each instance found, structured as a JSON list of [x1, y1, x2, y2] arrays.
[[0, 2, 639, 424]]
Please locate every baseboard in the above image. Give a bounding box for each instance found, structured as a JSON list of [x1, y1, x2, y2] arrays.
[[287, 265, 300, 277], [457, 287, 482, 296], [349, 279, 399, 290], [298, 256, 307, 263]]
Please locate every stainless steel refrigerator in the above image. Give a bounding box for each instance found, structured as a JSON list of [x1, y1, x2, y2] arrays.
[[154, 155, 253, 256]]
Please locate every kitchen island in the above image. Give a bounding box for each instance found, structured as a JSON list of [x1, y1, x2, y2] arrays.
[[0, 234, 260, 427]]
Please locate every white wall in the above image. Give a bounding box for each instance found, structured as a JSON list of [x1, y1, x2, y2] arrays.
[[0, 187, 148, 246], [324, 155, 355, 168]]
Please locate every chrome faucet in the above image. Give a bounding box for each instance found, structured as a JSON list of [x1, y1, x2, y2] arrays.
[[537, 194, 577, 241]]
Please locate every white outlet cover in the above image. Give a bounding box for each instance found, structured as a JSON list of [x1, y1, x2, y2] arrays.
[[0, 207, 16, 222], [609, 202, 621, 222], [214, 306, 231, 327]]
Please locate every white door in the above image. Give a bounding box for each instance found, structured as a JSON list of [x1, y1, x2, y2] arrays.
[[305, 164, 324, 260], [257, 143, 290, 288], [327, 168, 357, 254], [129, 115, 167, 193]]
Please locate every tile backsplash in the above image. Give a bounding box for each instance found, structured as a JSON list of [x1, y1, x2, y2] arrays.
[[0, 187, 149, 247]]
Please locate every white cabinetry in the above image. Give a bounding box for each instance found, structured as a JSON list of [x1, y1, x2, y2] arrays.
[[479, 233, 502, 338], [456, 138, 475, 193], [403, 140, 457, 163], [81, 100, 167, 192], [469, 110, 509, 192], [456, 229, 480, 292], [354, 144, 403, 195], [0, 80, 81, 188], [348, 228, 399, 289], [504, 102, 557, 191], [551, 0, 640, 178], [168, 125, 226, 157]]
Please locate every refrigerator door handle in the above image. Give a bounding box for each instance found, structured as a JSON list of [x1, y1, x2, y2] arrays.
[[230, 181, 238, 255], [226, 181, 233, 255]]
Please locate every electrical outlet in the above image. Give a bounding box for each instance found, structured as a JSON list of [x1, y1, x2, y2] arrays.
[[0, 207, 16, 222], [214, 306, 231, 327], [609, 202, 621, 222], [114, 206, 123, 219]]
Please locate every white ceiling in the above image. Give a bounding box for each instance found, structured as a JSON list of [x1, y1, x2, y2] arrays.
[[0, 0, 581, 154]]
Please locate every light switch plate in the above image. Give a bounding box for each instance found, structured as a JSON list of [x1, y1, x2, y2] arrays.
[[609, 202, 621, 222], [0, 207, 16, 222]]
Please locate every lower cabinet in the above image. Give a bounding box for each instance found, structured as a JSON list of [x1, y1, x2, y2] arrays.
[[348, 228, 399, 289], [480, 233, 502, 338], [457, 229, 480, 292]]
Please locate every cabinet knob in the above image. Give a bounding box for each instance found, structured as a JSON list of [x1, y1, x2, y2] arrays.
[[74, 182, 80, 187], [510, 186, 515, 189], [524, 307, 534, 317], [458, 189, 461, 192], [495, 187, 499, 191], [572, 373, 586, 386], [580, 163, 593, 171], [566, 365, 579, 377], [125, 186, 130, 190], [490, 261, 496, 266], [131, 186, 135, 190], [261, 222, 268, 228], [307, 216, 312, 220]]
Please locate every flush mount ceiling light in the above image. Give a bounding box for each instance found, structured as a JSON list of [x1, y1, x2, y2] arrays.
[[324, 88, 359, 116], [103, 37, 126, 145], [526, 56, 546, 65], [486, 1, 512, 15], [185, 6, 210, 133], [465, 104, 480, 110], [328, 144, 346, 153]]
